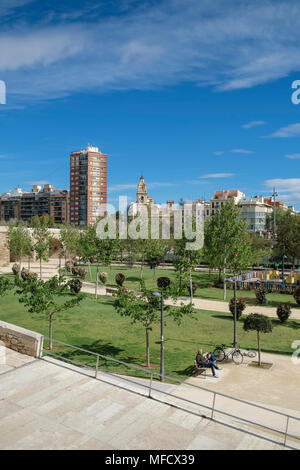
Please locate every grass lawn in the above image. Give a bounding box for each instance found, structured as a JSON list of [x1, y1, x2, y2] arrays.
[[78, 264, 300, 309], [0, 288, 299, 381]]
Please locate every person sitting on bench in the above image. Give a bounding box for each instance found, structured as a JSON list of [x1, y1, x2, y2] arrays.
[[195, 349, 219, 378]]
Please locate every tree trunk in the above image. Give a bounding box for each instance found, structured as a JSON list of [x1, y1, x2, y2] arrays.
[[189, 271, 193, 304], [95, 265, 99, 300], [257, 331, 261, 366], [223, 266, 227, 300], [146, 327, 150, 368], [49, 313, 54, 350], [40, 258, 42, 280]]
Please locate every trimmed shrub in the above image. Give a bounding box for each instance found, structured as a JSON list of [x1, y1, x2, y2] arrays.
[[157, 277, 171, 289], [99, 272, 108, 284], [21, 268, 38, 281], [255, 286, 268, 305], [229, 297, 246, 320], [77, 267, 86, 280], [71, 266, 80, 276], [115, 273, 126, 286], [65, 261, 74, 273], [12, 263, 20, 276], [276, 303, 291, 323], [69, 278, 82, 294], [293, 286, 300, 306]]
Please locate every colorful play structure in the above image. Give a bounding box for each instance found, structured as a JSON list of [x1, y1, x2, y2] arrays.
[[229, 269, 300, 292]]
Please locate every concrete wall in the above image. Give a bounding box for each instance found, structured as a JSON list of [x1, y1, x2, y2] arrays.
[[0, 321, 44, 358], [0, 226, 62, 266], [0, 227, 10, 267]]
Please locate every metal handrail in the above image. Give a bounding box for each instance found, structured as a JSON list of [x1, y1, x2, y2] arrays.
[[42, 336, 300, 449]]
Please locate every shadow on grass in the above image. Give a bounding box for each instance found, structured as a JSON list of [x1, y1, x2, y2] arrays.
[[58, 339, 124, 363]]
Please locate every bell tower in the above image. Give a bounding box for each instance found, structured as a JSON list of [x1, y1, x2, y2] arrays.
[[136, 176, 147, 203]]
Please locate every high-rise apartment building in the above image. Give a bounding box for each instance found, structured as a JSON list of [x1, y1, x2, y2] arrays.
[[69, 145, 107, 226], [0, 185, 68, 224]]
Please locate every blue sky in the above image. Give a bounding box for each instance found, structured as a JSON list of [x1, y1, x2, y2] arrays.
[[0, 0, 300, 209]]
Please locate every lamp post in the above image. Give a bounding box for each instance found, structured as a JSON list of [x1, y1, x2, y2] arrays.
[[152, 291, 164, 381], [233, 253, 238, 349]]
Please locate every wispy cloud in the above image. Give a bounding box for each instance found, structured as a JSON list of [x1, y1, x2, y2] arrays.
[[264, 123, 300, 138], [285, 153, 300, 159], [25, 180, 51, 186], [213, 151, 224, 156], [2, 1, 300, 103], [108, 181, 175, 193], [264, 178, 300, 204], [199, 173, 234, 178], [242, 121, 266, 129], [230, 149, 255, 154]]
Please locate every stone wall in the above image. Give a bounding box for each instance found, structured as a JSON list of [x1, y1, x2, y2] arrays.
[[0, 321, 44, 358], [0, 227, 9, 267]]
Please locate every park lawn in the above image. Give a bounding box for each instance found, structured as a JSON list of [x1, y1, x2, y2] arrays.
[[79, 264, 300, 309], [0, 290, 299, 381]]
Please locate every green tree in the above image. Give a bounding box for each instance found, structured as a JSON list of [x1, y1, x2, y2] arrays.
[[32, 225, 52, 279], [145, 239, 164, 279], [243, 313, 273, 366], [114, 279, 194, 368], [0, 276, 14, 297], [173, 234, 201, 303], [7, 223, 33, 276], [16, 275, 84, 350], [60, 224, 80, 265], [29, 214, 55, 228], [204, 201, 253, 300], [272, 211, 300, 268]]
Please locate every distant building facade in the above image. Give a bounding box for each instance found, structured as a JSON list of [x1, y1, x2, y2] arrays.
[[0, 185, 68, 224]]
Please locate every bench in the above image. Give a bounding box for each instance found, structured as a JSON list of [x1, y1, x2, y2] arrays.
[[194, 360, 207, 379]]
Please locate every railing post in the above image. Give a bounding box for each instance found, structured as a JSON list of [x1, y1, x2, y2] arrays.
[[95, 355, 99, 379], [148, 374, 153, 398], [211, 392, 217, 420], [284, 416, 290, 447]]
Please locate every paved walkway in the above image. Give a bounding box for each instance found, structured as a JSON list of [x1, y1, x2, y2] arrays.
[[80, 281, 300, 320], [1, 348, 298, 450], [1, 262, 300, 320]]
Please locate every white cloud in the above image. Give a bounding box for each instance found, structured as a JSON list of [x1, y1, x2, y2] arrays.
[[213, 151, 224, 155], [108, 181, 175, 193], [230, 149, 255, 154], [200, 173, 234, 178], [264, 178, 300, 205], [2, 0, 300, 103], [265, 123, 300, 138], [242, 121, 266, 129], [25, 180, 51, 186], [285, 153, 300, 159]]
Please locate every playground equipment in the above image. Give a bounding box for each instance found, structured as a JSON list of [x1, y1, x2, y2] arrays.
[[228, 269, 300, 292]]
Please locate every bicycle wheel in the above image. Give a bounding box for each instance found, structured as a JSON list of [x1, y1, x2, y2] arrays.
[[232, 350, 243, 365], [213, 347, 226, 362]]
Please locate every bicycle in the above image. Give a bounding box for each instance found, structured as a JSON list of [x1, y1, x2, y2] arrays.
[[213, 343, 244, 365]]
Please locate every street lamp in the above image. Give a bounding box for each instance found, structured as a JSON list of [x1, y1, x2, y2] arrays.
[[152, 291, 164, 381]]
